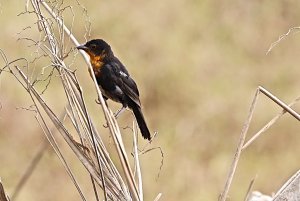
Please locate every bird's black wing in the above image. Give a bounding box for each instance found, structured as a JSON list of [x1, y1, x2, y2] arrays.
[[109, 61, 141, 107]]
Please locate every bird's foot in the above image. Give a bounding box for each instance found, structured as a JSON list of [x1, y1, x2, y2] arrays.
[[102, 107, 126, 128], [114, 107, 126, 119], [95, 98, 101, 105]]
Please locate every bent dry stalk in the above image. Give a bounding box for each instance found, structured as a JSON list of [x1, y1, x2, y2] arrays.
[[219, 86, 300, 201]]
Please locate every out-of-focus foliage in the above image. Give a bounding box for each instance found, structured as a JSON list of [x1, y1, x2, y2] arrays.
[[1, 0, 300, 201]]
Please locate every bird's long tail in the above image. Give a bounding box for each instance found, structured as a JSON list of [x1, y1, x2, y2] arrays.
[[132, 105, 151, 140]]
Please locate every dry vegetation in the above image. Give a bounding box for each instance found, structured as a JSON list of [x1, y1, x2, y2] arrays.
[[1, 0, 300, 201]]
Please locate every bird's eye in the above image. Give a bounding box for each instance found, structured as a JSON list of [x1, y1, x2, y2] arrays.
[[91, 44, 96, 49]]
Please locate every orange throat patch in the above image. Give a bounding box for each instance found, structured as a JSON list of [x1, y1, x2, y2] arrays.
[[85, 50, 106, 77], [90, 54, 104, 70]]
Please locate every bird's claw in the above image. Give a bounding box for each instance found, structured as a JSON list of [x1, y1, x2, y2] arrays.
[[95, 98, 101, 105], [102, 108, 124, 128]]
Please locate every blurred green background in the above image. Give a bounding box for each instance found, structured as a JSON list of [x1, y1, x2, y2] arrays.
[[1, 0, 300, 200]]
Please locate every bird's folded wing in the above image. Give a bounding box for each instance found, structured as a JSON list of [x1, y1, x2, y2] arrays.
[[109, 62, 141, 107]]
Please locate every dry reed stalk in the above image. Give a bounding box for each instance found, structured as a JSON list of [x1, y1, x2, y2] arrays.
[[219, 88, 260, 201]]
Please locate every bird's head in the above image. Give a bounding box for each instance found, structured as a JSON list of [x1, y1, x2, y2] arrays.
[[77, 39, 113, 61]]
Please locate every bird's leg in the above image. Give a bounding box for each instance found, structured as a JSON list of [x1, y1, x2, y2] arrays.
[[95, 99, 101, 104], [103, 106, 126, 128], [95, 96, 108, 105], [114, 106, 126, 119]]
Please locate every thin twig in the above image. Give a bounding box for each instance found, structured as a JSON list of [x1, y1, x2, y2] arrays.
[[139, 146, 164, 181], [258, 86, 300, 120], [266, 27, 300, 55]]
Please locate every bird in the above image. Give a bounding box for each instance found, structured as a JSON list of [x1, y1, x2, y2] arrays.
[[77, 39, 151, 140]]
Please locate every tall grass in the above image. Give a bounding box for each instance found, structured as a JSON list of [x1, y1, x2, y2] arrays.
[[0, 0, 156, 200]]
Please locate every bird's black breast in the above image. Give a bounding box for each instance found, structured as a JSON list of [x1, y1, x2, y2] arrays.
[[95, 63, 126, 104], [96, 64, 116, 91]]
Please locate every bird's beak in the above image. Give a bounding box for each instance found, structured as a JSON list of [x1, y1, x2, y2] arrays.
[[76, 44, 88, 51]]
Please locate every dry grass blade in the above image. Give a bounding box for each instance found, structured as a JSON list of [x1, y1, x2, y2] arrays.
[[35, 113, 87, 201], [108, 113, 141, 201], [219, 88, 260, 201], [243, 176, 256, 201], [132, 121, 143, 200], [61, 70, 109, 200]]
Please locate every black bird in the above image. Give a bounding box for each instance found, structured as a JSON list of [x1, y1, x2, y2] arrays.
[[77, 39, 151, 140]]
